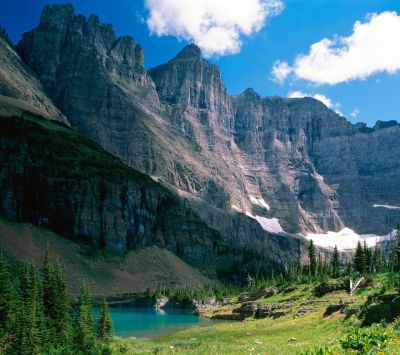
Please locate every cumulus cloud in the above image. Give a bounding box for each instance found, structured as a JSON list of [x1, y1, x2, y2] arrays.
[[271, 60, 292, 83], [288, 91, 343, 115], [145, 0, 284, 57], [272, 12, 400, 85], [350, 107, 360, 118]]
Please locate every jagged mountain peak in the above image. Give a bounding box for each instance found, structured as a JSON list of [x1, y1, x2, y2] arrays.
[[39, 3, 75, 29], [172, 43, 202, 61]]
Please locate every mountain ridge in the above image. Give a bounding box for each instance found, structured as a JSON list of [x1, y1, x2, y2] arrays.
[[1, 4, 399, 268]]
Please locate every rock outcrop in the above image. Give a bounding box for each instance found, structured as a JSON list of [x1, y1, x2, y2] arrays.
[[0, 111, 220, 266], [0, 35, 67, 124]]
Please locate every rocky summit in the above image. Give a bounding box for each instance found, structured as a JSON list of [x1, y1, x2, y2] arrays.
[[1, 3, 400, 273]]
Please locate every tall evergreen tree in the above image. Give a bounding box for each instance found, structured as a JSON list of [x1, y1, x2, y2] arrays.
[[16, 263, 42, 355], [97, 299, 113, 344], [354, 241, 366, 274], [395, 224, 400, 271], [331, 245, 340, 278], [74, 285, 97, 353], [308, 240, 317, 278], [0, 253, 12, 352]]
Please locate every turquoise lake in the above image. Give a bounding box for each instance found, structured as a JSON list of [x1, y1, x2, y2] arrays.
[[101, 307, 215, 338]]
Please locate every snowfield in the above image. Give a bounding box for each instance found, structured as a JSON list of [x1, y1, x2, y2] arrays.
[[249, 195, 270, 210], [373, 204, 400, 209], [303, 227, 397, 251], [246, 211, 284, 234]]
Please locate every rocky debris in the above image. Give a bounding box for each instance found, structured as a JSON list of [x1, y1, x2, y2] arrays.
[[154, 297, 169, 309], [324, 303, 347, 316], [254, 305, 273, 319], [314, 282, 345, 297], [232, 302, 258, 318], [271, 309, 291, 319], [238, 288, 277, 302], [211, 313, 246, 321], [211, 301, 293, 320], [192, 298, 227, 314], [295, 307, 316, 317]]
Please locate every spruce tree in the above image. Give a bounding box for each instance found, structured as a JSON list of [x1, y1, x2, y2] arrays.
[[0, 253, 12, 352], [331, 245, 340, 278], [395, 224, 400, 271], [354, 241, 366, 274], [52, 261, 70, 337], [74, 285, 97, 353], [97, 299, 113, 344], [308, 240, 317, 278], [16, 263, 42, 355]]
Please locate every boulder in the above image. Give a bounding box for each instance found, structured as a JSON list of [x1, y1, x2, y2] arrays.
[[324, 304, 345, 316]]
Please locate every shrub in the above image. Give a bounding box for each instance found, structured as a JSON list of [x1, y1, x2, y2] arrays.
[[340, 324, 390, 352]]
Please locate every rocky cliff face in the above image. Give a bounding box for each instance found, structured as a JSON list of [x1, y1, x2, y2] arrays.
[[0, 35, 67, 123], [0, 107, 301, 275], [13, 3, 400, 245], [0, 111, 217, 265]]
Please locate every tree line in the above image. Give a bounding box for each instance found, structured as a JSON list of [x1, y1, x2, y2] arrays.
[[0, 249, 113, 355]]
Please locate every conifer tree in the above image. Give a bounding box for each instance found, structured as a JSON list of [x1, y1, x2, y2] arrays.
[[97, 298, 113, 344], [331, 245, 340, 278], [354, 241, 366, 274], [74, 285, 97, 353], [16, 263, 42, 355], [42, 247, 54, 322], [308, 240, 317, 278], [395, 224, 400, 271], [0, 253, 12, 352]]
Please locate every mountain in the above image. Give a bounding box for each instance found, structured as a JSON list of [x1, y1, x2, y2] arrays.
[[1, 4, 399, 285], [0, 32, 67, 123], [15, 4, 400, 239]]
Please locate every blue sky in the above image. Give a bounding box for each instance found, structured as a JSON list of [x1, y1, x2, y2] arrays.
[[1, 0, 400, 126]]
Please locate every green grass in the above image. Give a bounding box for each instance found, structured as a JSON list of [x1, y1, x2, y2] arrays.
[[111, 306, 345, 354], [110, 274, 400, 354]]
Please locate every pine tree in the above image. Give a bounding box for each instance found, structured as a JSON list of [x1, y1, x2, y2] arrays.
[[395, 224, 400, 271], [74, 285, 97, 353], [308, 240, 317, 278], [16, 263, 42, 355], [0, 253, 12, 352], [52, 261, 70, 337], [331, 245, 340, 278], [354, 241, 366, 274], [97, 299, 113, 344], [42, 246, 54, 322]]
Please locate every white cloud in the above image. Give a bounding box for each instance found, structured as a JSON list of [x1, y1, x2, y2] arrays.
[[350, 107, 360, 118], [271, 60, 292, 83], [272, 12, 400, 85], [145, 0, 284, 57], [288, 91, 343, 115]]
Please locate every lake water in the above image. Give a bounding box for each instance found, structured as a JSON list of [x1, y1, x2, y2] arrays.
[[101, 307, 215, 338]]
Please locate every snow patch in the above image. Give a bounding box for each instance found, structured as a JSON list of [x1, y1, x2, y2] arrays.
[[303, 228, 397, 251], [246, 211, 284, 234], [231, 204, 243, 213], [249, 195, 270, 210], [373, 204, 400, 210]]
